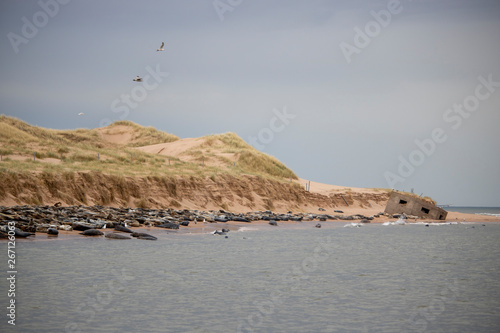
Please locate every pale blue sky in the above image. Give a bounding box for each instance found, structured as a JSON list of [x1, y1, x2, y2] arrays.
[[1, 0, 499, 206]]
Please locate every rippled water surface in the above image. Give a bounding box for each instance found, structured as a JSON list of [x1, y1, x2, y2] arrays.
[[2, 222, 500, 332]]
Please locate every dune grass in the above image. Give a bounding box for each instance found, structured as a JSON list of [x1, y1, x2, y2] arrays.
[[0, 115, 299, 185]]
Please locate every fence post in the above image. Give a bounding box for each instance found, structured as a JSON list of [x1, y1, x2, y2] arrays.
[[60, 153, 63, 161], [130, 153, 133, 163], [98, 152, 100, 161], [168, 158, 170, 165]]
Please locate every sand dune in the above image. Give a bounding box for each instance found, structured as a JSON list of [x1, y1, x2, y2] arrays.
[[1, 116, 498, 222]]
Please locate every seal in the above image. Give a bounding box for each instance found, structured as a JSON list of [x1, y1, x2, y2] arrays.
[[47, 228, 59, 236], [157, 222, 179, 229], [80, 229, 104, 236], [114, 224, 133, 233], [105, 233, 131, 239], [232, 217, 251, 222], [72, 222, 93, 231], [268, 220, 278, 226], [14, 228, 35, 238], [138, 235, 158, 240], [131, 232, 157, 240], [315, 223, 322, 228]]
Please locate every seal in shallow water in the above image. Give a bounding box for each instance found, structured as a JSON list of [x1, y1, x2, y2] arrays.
[[105, 233, 131, 239], [131, 232, 157, 240]]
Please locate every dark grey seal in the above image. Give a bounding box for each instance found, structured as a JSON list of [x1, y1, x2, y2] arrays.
[[14, 228, 35, 238], [232, 217, 251, 222], [268, 220, 278, 226], [114, 224, 133, 233], [105, 233, 131, 239], [157, 222, 179, 229], [80, 229, 104, 236], [138, 235, 158, 240], [72, 222, 93, 231], [47, 228, 59, 236], [131, 232, 158, 240], [315, 223, 322, 228]]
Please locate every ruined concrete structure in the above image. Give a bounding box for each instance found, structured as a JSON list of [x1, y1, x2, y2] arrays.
[[384, 192, 448, 220]]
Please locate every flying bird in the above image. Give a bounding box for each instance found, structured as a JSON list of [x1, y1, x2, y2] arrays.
[[78, 112, 84, 116], [133, 76, 143, 82], [156, 42, 164, 51]]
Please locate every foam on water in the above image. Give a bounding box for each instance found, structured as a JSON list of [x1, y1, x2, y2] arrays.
[[476, 212, 500, 217]]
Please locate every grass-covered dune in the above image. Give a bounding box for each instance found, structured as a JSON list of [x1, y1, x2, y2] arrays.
[[0, 115, 297, 180]]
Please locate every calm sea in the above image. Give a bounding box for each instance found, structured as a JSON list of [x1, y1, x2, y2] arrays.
[[2, 222, 500, 333], [446, 207, 500, 217]]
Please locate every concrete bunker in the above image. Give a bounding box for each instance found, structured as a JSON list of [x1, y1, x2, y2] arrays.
[[384, 191, 448, 220]]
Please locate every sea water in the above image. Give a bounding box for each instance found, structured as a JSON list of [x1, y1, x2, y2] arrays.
[[447, 206, 500, 217], [1, 222, 500, 333]]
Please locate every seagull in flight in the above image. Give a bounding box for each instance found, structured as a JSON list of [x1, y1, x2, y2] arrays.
[[133, 76, 143, 82], [157, 42, 165, 51], [78, 112, 84, 116]]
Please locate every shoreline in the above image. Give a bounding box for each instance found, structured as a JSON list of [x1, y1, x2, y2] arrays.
[[2, 207, 499, 242]]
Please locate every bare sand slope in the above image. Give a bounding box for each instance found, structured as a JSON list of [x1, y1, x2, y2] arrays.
[[134, 137, 239, 168], [298, 178, 385, 195], [136, 138, 201, 156]]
